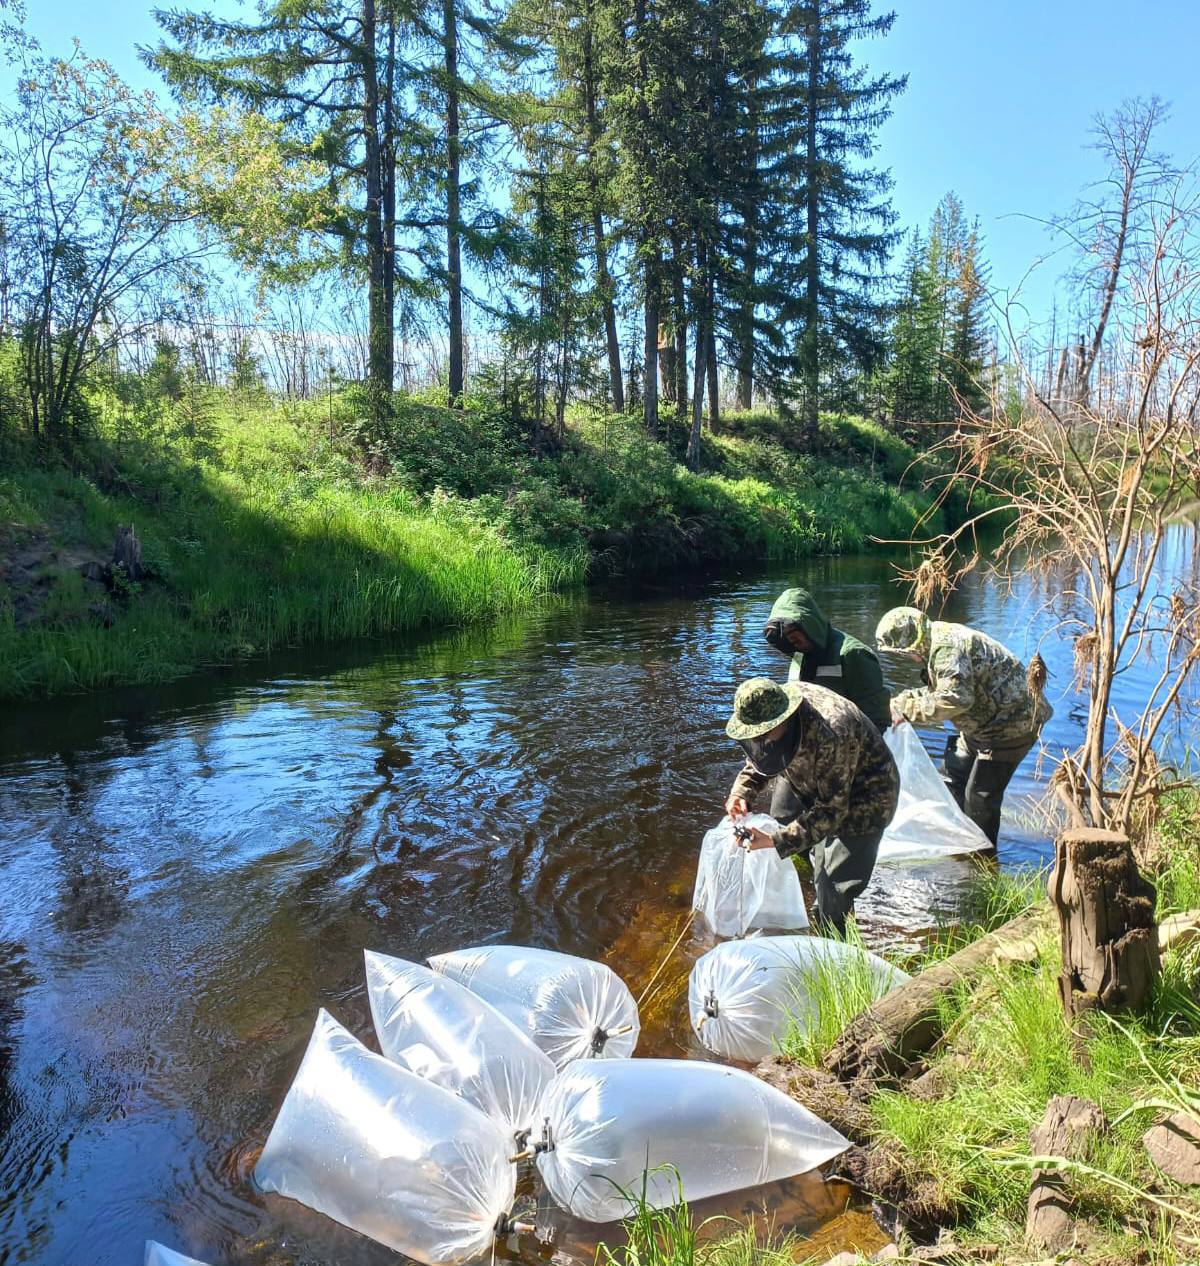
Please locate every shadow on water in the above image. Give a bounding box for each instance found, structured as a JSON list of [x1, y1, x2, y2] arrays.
[[3, 541, 1198, 1264]]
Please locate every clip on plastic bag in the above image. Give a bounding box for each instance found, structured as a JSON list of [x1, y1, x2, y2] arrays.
[[688, 935, 910, 1063], [365, 950, 555, 1141], [427, 945, 640, 1069], [255, 1009, 518, 1266], [879, 723, 991, 862], [531, 1057, 848, 1223], [145, 1244, 212, 1266], [693, 814, 809, 937]]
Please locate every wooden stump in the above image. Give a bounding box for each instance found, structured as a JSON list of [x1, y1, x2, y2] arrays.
[[1050, 828, 1159, 1018], [1026, 1095, 1105, 1251], [112, 524, 143, 581]]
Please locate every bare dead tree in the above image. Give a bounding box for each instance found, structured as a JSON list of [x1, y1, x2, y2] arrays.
[[1052, 97, 1173, 410], [902, 161, 1200, 838]]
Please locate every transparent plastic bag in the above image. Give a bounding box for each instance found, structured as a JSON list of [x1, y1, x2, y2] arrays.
[[428, 945, 640, 1069], [879, 723, 991, 862], [254, 1009, 515, 1266], [145, 1244, 211, 1266], [692, 814, 809, 937], [534, 1057, 848, 1223], [365, 949, 555, 1140], [688, 935, 910, 1063]]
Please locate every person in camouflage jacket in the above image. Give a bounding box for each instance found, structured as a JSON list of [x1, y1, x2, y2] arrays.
[[874, 607, 1052, 846], [723, 676, 899, 933]]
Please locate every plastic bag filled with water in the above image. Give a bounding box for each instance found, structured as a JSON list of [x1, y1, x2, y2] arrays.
[[145, 1244, 212, 1266], [365, 949, 555, 1140], [533, 1057, 848, 1223], [692, 814, 809, 937], [427, 945, 639, 1069], [878, 722, 992, 862], [688, 935, 910, 1063], [254, 1009, 516, 1266]]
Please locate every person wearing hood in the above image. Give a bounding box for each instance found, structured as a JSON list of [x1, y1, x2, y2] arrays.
[[874, 607, 1052, 846], [723, 676, 900, 934], [762, 588, 891, 732]]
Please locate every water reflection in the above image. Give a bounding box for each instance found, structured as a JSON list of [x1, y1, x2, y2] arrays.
[[2, 539, 1197, 1264]]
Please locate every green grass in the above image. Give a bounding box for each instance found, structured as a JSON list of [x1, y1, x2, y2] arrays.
[[1, 385, 946, 700], [595, 1174, 808, 1266], [775, 920, 899, 1066]]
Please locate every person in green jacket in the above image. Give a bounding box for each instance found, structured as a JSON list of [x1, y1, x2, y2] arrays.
[[762, 587, 892, 732]]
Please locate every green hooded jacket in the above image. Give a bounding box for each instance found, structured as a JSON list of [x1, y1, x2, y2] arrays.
[[765, 588, 892, 731]]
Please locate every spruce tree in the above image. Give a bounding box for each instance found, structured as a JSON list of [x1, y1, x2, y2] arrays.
[[771, 0, 905, 446]]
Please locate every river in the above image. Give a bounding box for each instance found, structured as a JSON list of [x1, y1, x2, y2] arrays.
[[2, 538, 1197, 1265]]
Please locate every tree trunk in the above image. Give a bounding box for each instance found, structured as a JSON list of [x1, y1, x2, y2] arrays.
[[735, 74, 759, 411], [1026, 1096, 1106, 1252], [444, 0, 464, 407], [825, 906, 1055, 1081], [643, 248, 659, 435], [381, 10, 397, 385], [582, 11, 623, 412], [801, 4, 821, 450], [362, 0, 391, 410], [705, 309, 719, 433], [1051, 827, 1160, 1018], [686, 240, 707, 471], [671, 238, 687, 421], [659, 321, 676, 404]]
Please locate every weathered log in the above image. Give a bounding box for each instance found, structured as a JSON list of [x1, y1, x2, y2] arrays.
[[111, 524, 143, 581], [1143, 1111, 1200, 1185], [824, 906, 1054, 1082], [1026, 1094, 1105, 1251], [1050, 827, 1159, 1018]]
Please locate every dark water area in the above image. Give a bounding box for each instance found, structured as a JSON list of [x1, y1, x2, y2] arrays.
[[3, 535, 1199, 1265]]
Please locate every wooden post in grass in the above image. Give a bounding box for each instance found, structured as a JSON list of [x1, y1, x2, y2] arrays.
[[1050, 827, 1159, 1019]]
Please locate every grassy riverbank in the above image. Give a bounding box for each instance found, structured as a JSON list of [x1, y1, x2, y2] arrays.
[[0, 387, 942, 700]]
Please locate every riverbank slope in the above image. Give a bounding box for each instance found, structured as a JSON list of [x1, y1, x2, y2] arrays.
[[0, 390, 943, 699]]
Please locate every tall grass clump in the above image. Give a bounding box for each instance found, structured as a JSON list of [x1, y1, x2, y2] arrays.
[[595, 1173, 808, 1266], [775, 921, 900, 1066]]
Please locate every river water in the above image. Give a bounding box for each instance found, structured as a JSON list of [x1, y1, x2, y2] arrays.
[[2, 539, 1197, 1265]]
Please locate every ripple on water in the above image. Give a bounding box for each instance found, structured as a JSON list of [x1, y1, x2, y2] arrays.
[[0, 556, 1113, 1264]]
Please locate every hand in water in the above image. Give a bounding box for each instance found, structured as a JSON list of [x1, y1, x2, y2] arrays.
[[725, 795, 749, 820]]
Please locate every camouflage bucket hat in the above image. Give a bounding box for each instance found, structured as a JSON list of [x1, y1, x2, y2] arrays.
[[725, 677, 805, 741], [875, 606, 930, 655]]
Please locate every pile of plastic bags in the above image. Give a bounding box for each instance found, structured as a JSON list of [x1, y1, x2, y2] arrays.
[[252, 943, 851, 1265]]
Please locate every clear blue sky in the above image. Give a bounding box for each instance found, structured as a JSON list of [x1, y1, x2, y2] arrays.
[[22, 0, 1200, 328]]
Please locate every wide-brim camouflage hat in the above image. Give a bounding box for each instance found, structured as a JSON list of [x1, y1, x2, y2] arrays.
[[875, 606, 930, 654], [725, 677, 805, 741]]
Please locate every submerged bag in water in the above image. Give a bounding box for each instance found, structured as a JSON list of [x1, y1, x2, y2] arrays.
[[879, 723, 991, 862], [688, 935, 910, 1063], [692, 814, 809, 937], [365, 949, 555, 1139], [534, 1057, 848, 1223], [427, 945, 639, 1069], [255, 1009, 516, 1266], [145, 1244, 212, 1266]]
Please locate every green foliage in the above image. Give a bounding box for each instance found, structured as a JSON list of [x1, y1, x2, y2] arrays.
[[884, 194, 992, 429], [776, 920, 894, 1066], [595, 1173, 805, 1266], [0, 381, 938, 699]]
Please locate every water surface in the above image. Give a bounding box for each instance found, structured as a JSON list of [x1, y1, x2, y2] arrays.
[[2, 542, 1195, 1265]]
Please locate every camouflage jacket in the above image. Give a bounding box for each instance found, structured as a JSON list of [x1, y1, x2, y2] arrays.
[[892, 621, 1053, 752], [730, 683, 899, 858]]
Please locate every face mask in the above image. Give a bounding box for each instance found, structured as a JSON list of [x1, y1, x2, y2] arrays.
[[763, 621, 794, 659], [739, 714, 798, 776]]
